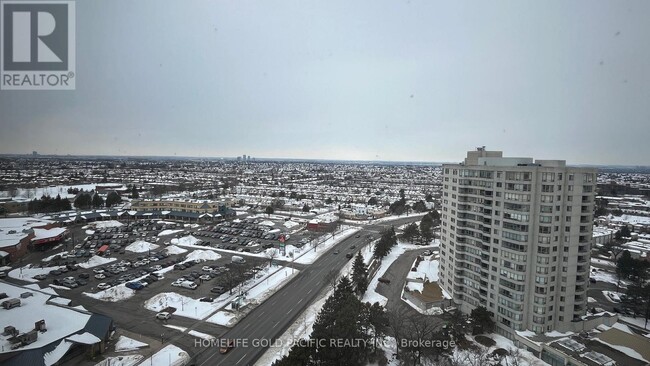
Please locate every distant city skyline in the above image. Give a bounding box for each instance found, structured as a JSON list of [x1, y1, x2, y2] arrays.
[[1, 1, 649, 165]]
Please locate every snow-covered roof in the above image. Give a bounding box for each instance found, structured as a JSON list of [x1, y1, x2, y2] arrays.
[[32, 227, 66, 241], [0, 282, 91, 355], [0, 217, 54, 248]]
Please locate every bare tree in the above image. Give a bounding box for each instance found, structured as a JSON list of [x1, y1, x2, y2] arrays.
[[387, 306, 409, 361], [265, 248, 279, 267]]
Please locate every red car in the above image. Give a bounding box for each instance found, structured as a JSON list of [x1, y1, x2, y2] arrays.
[[219, 339, 235, 354]]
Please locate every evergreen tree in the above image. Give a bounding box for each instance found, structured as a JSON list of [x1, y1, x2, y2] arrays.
[[365, 302, 389, 353], [74, 193, 92, 209], [310, 277, 370, 366], [373, 227, 398, 259], [105, 191, 122, 207], [420, 213, 434, 244], [92, 193, 104, 208], [130, 185, 139, 199], [265, 205, 274, 216], [470, 306, 495, 335], [302, 204, 311, 212], [351, 253, 369, 295], [402, 223, 420, 243]]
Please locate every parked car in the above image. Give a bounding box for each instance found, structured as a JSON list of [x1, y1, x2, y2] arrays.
[[97, 283, 111, 290], [156, 312, 171, 320], [33, 274, 47, 280], [125, 282, 145, 290], [199, 297, 214, 302], [211, 286, 226, 294]]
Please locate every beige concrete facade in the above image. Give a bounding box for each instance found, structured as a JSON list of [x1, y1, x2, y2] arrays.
[[131, 198, 231, 214], [438, 148, 597, 338]]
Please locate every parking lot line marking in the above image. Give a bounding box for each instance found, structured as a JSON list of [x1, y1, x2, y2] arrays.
[[236, 354, 247, 364], [287, 307, 294, 314], [307, 289, 313, 294], [297, 298, 303, 304], [273, 322, 279, 328]]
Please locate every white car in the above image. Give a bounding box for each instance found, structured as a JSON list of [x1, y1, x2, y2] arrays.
[[156, 312, 171, 320], [97, 283, 110, 290], [94, 273, 106, 280], [202, 266, 212, 272], [171, 280, 183, 287], [93, 268, 105, 274]]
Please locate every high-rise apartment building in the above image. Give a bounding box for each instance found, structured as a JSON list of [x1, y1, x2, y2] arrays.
[[438, 148, 597, 338]]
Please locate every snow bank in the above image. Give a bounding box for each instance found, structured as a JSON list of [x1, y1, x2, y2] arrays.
[[171, 235, 201, 247], [78, 255, 117, 269], [164, 245, 188, 255], [183, 249, 221, 263], [125, 240, 159, 253], [115, 335, 149, 352], [158, 229, 184, 237]]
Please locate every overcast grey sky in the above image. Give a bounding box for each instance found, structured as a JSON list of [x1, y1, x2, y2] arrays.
[[1, 0, 649, 165]]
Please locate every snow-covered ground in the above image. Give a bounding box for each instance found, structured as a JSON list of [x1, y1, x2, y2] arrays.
[[141, 345, 189, 366], [362, 240, 439, 306], [590, 271, 619, 285], [591, 258, 616, 268], [125, 240, 159, 253], [78, 255, 117, 269], [145, 292, 220, 320], [206, 311, 237, 327], [9, 264, 65, 282], [115, 335, 148, 352]]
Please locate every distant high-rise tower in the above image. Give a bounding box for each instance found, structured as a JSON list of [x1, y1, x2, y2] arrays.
[[32, 151, 38, 156], [438, 148, 596, 338]]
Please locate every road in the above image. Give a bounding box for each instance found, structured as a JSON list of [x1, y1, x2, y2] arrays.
[[192, 216, 424, 366]]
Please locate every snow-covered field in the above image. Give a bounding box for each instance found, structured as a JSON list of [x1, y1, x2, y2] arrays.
[[125, 240, 159, 253], [115, 335, 148, 352], [141, 345, 189, 366]]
